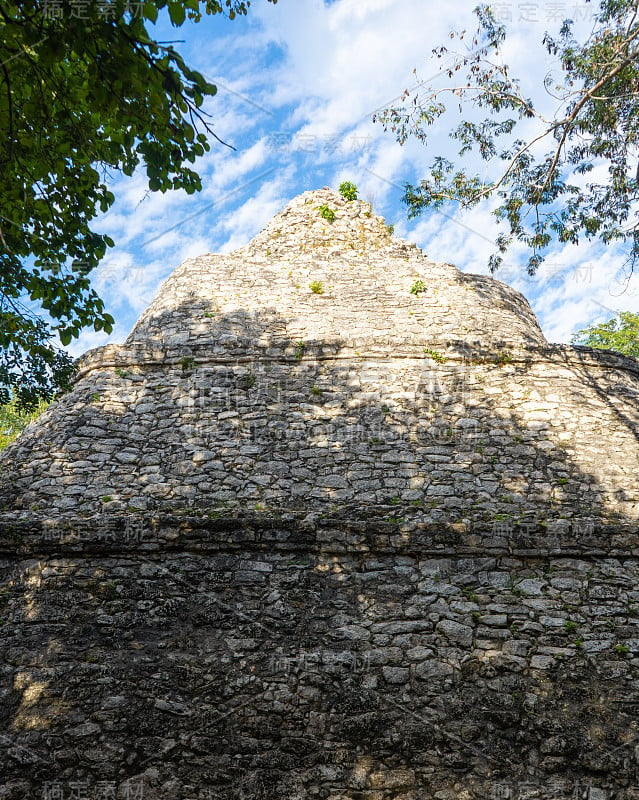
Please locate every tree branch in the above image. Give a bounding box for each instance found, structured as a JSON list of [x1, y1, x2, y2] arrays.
[[539, 46, 639, 197]]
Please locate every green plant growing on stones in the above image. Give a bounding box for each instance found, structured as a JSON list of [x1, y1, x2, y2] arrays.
[[91, 392, 100, 402], [241, 372, 257, 390], [101, 496, 113, 503], [574, 639, 583, 649], [494, 350, 513, 366], [389, 496, 400, 505], [386, 222, 395, 236], [98, 583, 119, 602], [564, 620, 578, 633], [204, 312, 216, 319], [310, 386, 322, 397], [115, 368, 130, 379], [180, 357, 196, 371], [317, 205, 336, 222], [423, 348, 446, 363], [3, 526, 23, 543], [614, 643, 630, 656], [410, 280, 427, 295], [339, 181, 358, 201], [309, 281, 324, 294], [556, 477, 569, 485], [294, 342, 305, 360]]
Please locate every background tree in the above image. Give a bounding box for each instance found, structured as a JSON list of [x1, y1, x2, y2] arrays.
[[571, 310, 639, 356], [375, 1, 639, 274], [0, 0, 274, 409], [0, 396, 50, 451]]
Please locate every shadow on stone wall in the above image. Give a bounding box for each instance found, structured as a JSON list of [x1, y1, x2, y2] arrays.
[[564, 344, 639, 447], [1, 304, 639, 799], [2, 519, 639, 799], [5, 301, 638, 520]]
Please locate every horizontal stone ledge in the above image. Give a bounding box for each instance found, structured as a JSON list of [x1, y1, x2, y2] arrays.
[[0, 512, 637, 559], [73, 341, 639, 382], [1, 544, 637, 561]]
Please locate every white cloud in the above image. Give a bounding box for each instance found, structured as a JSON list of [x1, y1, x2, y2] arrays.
[[63, 0, 626, 363], [252, 0, 465, 133], [217, 173, 293, 252]]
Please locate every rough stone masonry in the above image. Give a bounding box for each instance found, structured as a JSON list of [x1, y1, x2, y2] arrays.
[[1, 189, 639, 799]]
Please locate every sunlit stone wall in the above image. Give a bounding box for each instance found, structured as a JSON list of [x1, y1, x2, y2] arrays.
[[1, 190, 638, 799]]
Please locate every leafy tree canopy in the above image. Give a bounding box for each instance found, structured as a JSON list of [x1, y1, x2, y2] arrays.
[[0, 396, 50, 451], [0, 0, 274, 410], [375, 1, 639, 275], [571, 310, 639, 357]]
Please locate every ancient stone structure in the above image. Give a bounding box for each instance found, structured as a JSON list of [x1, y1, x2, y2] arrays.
[[1, 188, 639, 799]]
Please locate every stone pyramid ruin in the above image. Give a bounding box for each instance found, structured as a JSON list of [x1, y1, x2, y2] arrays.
[[1, 188, 639, 799]]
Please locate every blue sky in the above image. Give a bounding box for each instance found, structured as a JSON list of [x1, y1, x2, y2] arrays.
[[75, 0, 639, 357]]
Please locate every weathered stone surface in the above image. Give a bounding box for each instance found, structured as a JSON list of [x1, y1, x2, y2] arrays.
[[0, 189, 638, 799]]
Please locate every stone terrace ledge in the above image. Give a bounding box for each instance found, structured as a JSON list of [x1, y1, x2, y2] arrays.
[[0, 512, 638, 559], [73, 341, 639, 381]]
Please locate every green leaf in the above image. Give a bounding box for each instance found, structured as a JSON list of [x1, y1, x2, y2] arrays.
[[168, 2, 186, 25], [377, 0, 639, 273], [0, 0, 276, 410], [144, 2, 159, 22]]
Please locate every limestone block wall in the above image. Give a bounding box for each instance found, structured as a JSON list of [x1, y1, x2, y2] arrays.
[[1, 343, 638, 524], [125, 189, 546, 358], [2, 190, 637, 520], [2, 188, 639, 800], [1, 516, 639, 799]]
